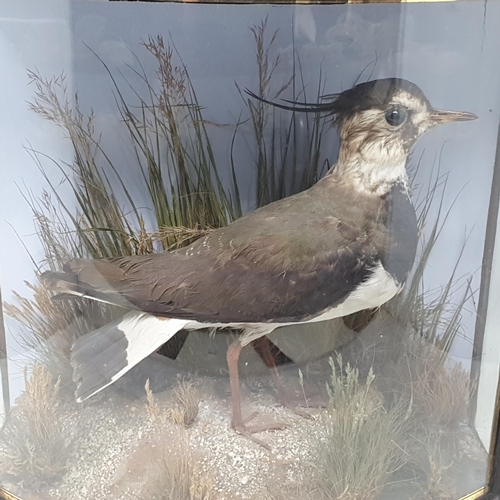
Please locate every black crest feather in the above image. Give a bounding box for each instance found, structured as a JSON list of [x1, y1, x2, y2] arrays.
[[245, 78, 430, 126]]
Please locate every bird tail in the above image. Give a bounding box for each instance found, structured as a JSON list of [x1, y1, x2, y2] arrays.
[[40, 270, 87, 296], [40, 270, 126, 307], [71, 311, 189, 402]]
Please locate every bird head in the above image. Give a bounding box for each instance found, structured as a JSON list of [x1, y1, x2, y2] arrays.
[[330, 78, 477, 165], [246, 78, 476, 192]]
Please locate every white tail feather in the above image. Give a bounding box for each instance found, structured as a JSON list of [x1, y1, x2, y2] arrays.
[[72, 311, 189, 401]]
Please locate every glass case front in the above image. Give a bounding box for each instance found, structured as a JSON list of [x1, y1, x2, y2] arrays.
[[1, 1, 500, 499]]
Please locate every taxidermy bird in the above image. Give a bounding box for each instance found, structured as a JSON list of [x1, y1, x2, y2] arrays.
[[41, 78, 476, 440]]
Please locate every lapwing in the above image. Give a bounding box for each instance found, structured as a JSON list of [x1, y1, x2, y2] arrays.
[[41, 78, 476, 440]]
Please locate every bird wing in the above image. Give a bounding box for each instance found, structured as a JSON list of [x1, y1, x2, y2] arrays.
[[42, 179, 387, 324]]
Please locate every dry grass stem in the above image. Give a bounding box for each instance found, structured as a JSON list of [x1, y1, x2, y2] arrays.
[[0, 364, 69, 487], [170, 379, 200, 427], [137, 435, 213, 500], [386, 342, 473, 428], [237, 18, 329, 207], [145, 379, 163, 427], [141, 381, 211, 500], [412, 349, 472, 427], [412, 431, 457, 500], [309, 355, 410, 500], [156, 225, 214, 251]]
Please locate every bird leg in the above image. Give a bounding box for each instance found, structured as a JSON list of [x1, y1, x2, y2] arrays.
[[252, 336, 311, 418], [226, 339, 288, 446]]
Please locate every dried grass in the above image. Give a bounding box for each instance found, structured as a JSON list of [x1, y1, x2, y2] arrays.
[[137, 440, 213, 500], [0, 364, 69, 487], [119, 35, 240, 241], [140, 380, 212, 500], [407, 345, 473, 427], [170, 379, 200, 427], [424, 447, 455, 499], [237, 18, 331, 207], [308, 356, 411, 500], [145, 379, 163, 426], [373, 340, 473, 430], [146, 377, 200, 428], [407, 430, 457, 500]]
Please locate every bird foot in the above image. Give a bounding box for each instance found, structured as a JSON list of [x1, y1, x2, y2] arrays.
[[233, 421, 289, 450], [272, 393, 311, 418], [233, 411, 289, 449], [278, 399, 312, 419], [306, 398, 329, 408], [241, 411, 259, 424], [274, 389, 327, 415]]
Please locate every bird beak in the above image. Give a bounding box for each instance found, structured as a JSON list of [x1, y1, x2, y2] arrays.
[[431, 109, 478, 124]]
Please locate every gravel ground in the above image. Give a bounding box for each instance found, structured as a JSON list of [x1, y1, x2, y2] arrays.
[[0, 337, 489, 500], [1, 370, 328, 500]]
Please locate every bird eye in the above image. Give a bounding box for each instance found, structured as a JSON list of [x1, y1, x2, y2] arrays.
[[385, 106, 407, 126]]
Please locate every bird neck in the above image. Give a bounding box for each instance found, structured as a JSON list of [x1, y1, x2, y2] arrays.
[[335, 139, 408, 195]]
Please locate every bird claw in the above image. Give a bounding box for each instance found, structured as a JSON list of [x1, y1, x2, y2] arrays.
[[242, 411, 260, 425], [233, 421, 289, 450], [278, 401, 312, 419]]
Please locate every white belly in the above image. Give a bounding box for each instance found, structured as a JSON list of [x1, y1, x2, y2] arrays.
[[307, 262, 401, 322]]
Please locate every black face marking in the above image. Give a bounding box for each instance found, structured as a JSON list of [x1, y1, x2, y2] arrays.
[[380, 183, 418, 284]]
